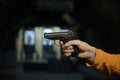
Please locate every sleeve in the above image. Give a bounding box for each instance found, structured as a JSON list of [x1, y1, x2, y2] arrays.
[[86, 49, 120, 76]]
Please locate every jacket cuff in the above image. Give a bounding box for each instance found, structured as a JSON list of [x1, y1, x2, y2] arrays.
[[86, 48, 102, 67]]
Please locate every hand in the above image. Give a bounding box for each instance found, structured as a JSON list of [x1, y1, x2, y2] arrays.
[[60, 40, 96, 64]]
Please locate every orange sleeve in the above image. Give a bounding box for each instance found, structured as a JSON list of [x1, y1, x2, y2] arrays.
[[87, 49, 120, 76]]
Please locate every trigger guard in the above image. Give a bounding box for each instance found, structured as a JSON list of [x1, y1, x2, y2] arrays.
[[54, 40, 60, 46]]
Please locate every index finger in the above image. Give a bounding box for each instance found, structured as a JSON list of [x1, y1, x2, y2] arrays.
[[64, 40, 82, 47]]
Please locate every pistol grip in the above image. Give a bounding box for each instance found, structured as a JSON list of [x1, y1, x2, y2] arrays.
[[71, 45, 79, 57]]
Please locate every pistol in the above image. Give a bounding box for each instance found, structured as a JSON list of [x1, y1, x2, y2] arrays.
[[44, 31, 79, 57]]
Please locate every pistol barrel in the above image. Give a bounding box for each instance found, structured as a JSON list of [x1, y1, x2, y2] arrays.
[[44, 31, 73, 40]]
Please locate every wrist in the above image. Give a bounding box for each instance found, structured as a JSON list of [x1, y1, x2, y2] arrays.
[[87, 47, 96, 65]]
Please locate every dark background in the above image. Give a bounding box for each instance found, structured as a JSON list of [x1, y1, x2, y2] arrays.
[[0, 0, 120, 80]]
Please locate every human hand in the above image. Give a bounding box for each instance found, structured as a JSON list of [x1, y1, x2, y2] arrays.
[[60, 40, 96, 64]]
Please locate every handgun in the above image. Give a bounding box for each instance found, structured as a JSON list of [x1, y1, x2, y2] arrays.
[[44, 31, 79, 57]]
